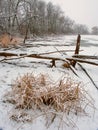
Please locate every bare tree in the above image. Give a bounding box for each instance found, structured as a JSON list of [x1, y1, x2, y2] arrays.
[[0, 0, 90, 36], [73, 24, 89, 34], [92, 26, 98, 35]]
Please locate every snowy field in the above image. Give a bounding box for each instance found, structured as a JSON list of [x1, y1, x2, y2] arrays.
[[0, 35, 98, 130]]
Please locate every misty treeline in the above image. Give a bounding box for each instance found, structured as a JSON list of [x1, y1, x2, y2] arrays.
[[0, 0, 97, 36]]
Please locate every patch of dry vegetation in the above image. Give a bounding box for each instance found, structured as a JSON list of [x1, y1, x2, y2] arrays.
[[4, 73, 95, 128], [0, 33, 22, 47]]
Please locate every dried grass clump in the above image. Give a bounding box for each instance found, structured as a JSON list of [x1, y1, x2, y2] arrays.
[[4, 73, 95, 126], [62, 62, 70, 68], [0, 33, 22, 47]]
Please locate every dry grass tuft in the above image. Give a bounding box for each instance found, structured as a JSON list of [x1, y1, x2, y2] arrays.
[[4, 73, 95, 128], [62, 62, 70, 68], [0, 33, 22, 47]]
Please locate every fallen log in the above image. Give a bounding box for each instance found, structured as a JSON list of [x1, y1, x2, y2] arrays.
[[73, 55, 98, 60], [0, 52, 79, 77], [0, 52, 68, 63], [0, 52, 66, 62], [0, 52, 98, 66], [0, 52, 18, 57], [67, 57, 98, 66]]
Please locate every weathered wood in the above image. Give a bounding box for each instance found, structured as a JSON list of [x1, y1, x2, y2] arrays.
[[78, 63, 98, 90], [0, 52, 66, 62], [71, 34, 81, 67], [51, 59, 56, 67], [39, 50, 80, 55], [67, 57, 98, 66], [73, 54, 98, 60], [75, 34, 81, 54], [1, 52, 98, 66], [0, 52, 17, 57], [23, 43, 70, 47], [26, 54, 66, 61]]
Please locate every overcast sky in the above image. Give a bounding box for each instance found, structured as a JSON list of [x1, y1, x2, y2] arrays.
[[45, 0, 98, 29]]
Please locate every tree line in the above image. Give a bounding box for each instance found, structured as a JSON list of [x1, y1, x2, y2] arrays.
[[0, 0, 97, 36]]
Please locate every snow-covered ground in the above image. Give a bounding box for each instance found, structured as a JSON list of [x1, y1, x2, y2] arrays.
[[0, 35, 98, 130]]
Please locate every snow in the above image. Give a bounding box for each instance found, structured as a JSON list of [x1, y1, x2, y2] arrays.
[[0, 35, 98, 130]]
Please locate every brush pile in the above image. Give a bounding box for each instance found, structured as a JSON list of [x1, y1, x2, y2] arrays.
[[4, 73, 95, 126]]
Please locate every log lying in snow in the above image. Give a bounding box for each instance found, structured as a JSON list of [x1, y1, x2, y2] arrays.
[[73, 55, 98, 60], [0, 52, 18, 57], [0, 52, 66, 62], [0, 52, 79, 76], [0, 52, 98, 67], [67, 57, 98, 66], [26, 54, 66, 61]]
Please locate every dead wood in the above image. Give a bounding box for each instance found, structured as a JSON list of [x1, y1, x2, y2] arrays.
[[70, 65, 79, 77], [0, 52, 66, 62], [1, 52, 98, 67], [67, 57, 98, 66], [24, 43, 70, 47], [0, 52, 18, 57], [75, 34, 81, 54], [27, 54, 65, 61], [0, 52, 79, 77], [39, 50, 80, 55], [71, 34, 81, 67], [73, 55, 98, 60], [78, 63, 98, 90], [50, 59, 56, 67]]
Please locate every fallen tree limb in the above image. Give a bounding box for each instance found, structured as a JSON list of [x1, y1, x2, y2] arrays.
[[24, 43, 70, 47], [0, 52, 18, 57], [70, 65, 79, 77], [78, 63, 98, 90], [67, 57, 98, 66], [0, 52, 66, 62], [0, 50, 83, 57], [0, 52, 79, 77], [0, 52, 98, 66], [73, 55, 98, 60], [27, 54, 66, 61], [39, 50, 82, 56]]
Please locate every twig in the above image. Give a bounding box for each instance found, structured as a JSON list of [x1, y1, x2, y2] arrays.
[[70, 65, 79, 77], [54, 47, 66, 56]]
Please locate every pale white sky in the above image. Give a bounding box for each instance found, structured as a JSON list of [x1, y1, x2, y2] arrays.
[[45, 0, 98, 29]]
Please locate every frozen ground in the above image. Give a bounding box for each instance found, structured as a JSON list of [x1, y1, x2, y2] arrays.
[[0, 35, 98, 130]]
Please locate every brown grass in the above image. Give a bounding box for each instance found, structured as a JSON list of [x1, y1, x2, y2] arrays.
[[62, 62, 70, 68], [0, 33, 22, 47], [4, 73, 95, 128]]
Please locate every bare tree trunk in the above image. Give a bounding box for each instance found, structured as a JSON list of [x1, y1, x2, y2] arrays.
[[12, 0, 20, 27]]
